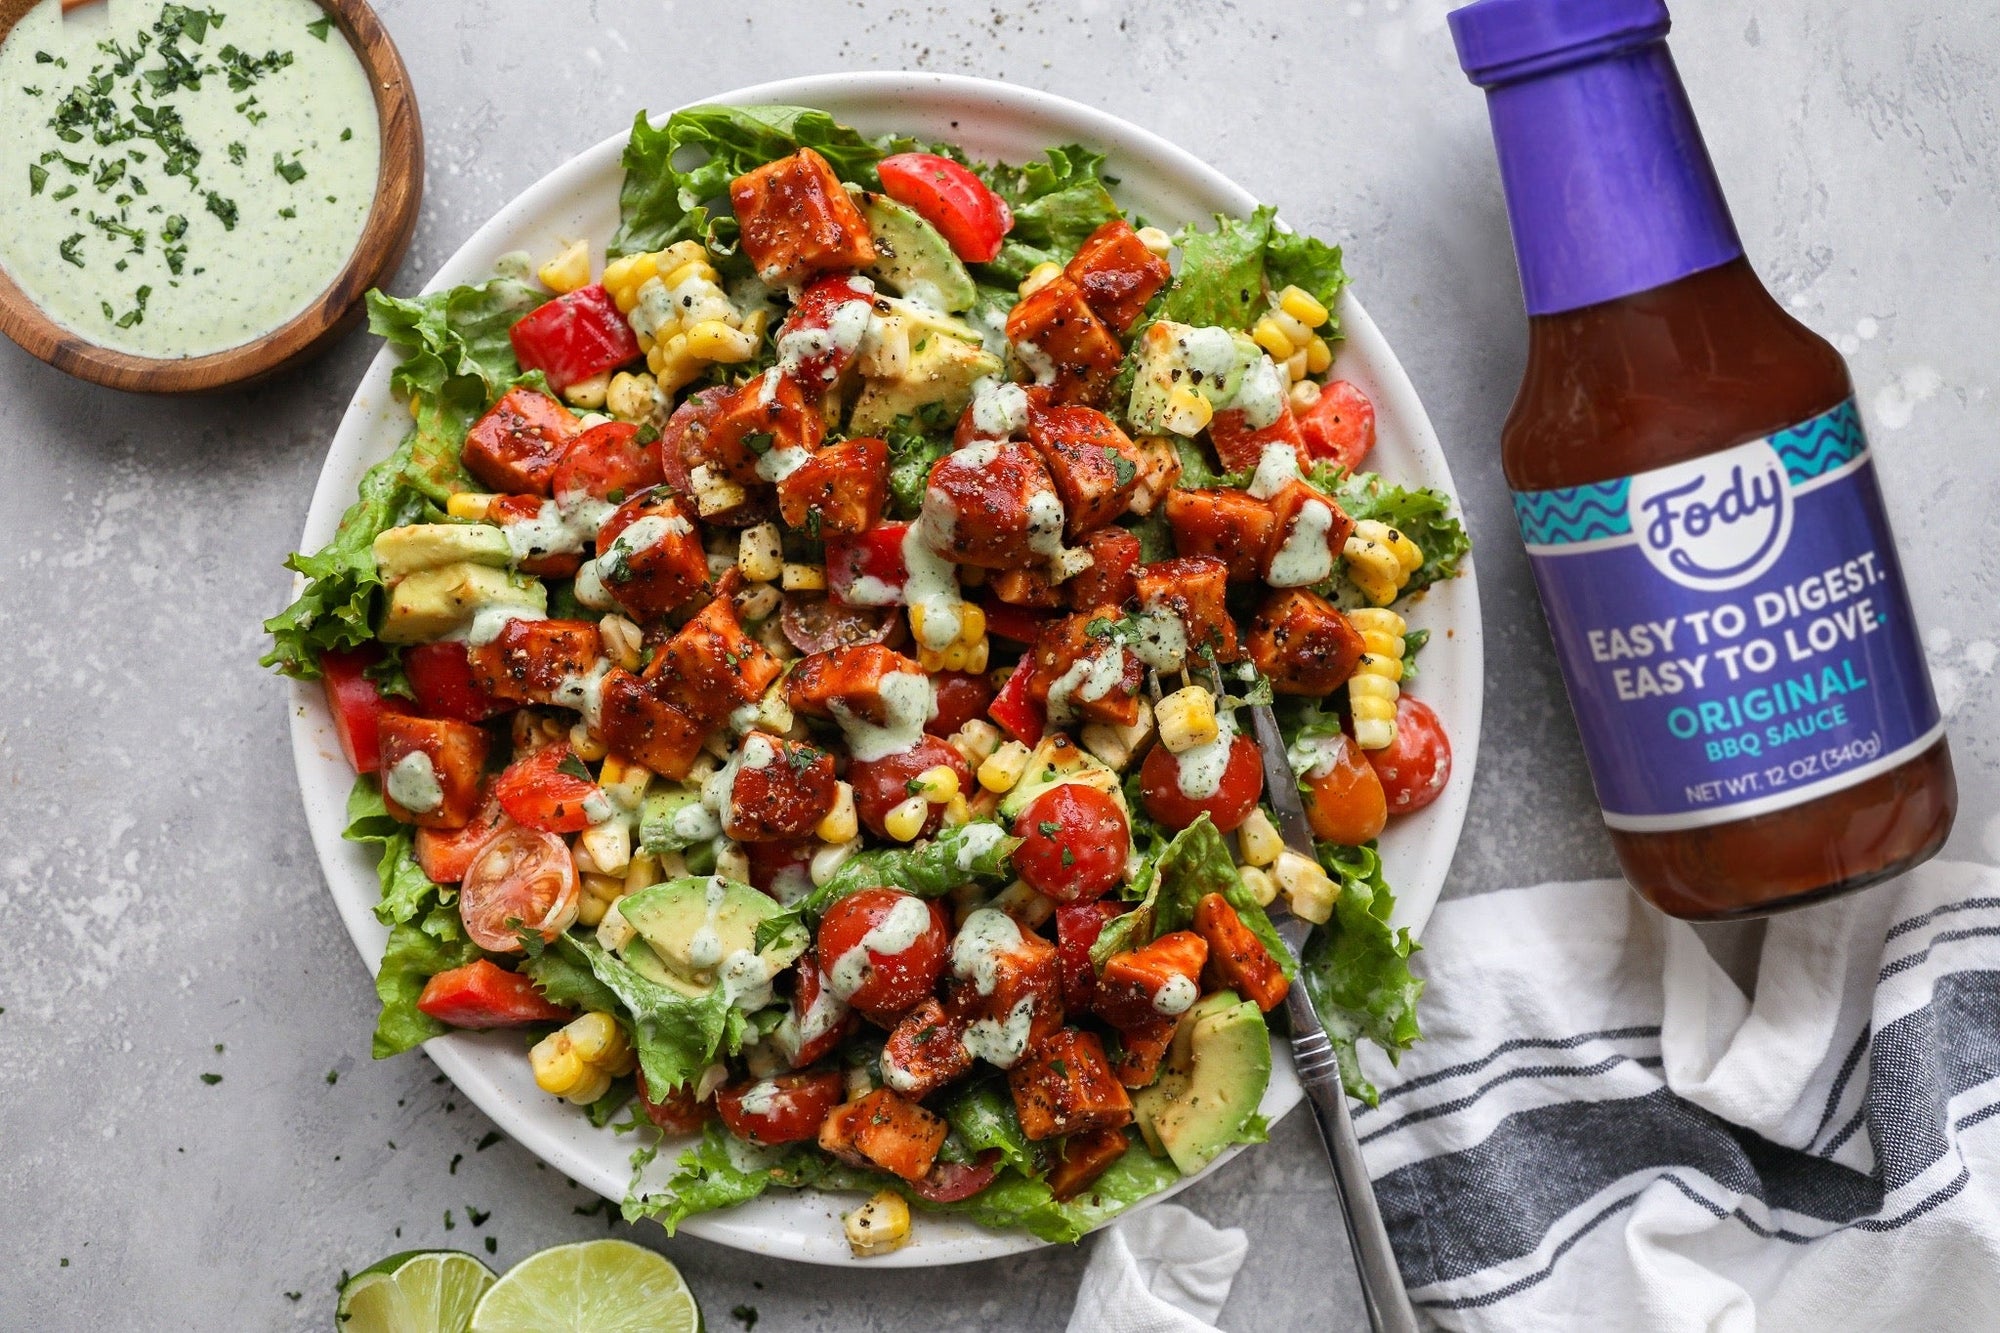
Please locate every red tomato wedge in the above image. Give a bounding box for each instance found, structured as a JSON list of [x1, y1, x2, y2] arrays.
[[1297, 380, 1376, 474], [908, 1153, 1003, 1204], [1301, 731, 1389, 846], [416, 960, 573, 1028], [551, 420, 663, 506], [491, 745, 606, 834], [404, 642, 508, 723], [635, 1068, 714, 1135], [1367, 696, 1453, 817], [508, 284, 640, 393], [877, 153, 1014, 263], [458, 824, 580, 952], [1139, 735, 1264, 833], [715, 1071, 844, 1146], [319, 646, 403, 773], [980, 599, 1052, 646], [1012, 784, 1129, 903], [826, 522, 911, 607], [1056, 900, 1125, 1014], [926, 671, 996, 738], [414, 800, 511, 884]]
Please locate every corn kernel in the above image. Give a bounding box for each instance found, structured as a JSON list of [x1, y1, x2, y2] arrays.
[[1285, 348, 1309, 383], [1275, 850, 1338, 925], [1163, 384, 1214, 437], [942, 792, 971, 827], [979, 741, 1032, 793], [1251, 315, 1296, 362], [964, 639, 989, 673], [1272, 308, 1316, 349], [600, 755, 652, 810], [737, 581, 781, 623], [1019, 262, 1063, 298], [817, 782, 858, 845], [531, 1012, 636, 1105], [596, 898, 636, 952], [599, 614, 644, 671], [991, 880, 1056, 929], [446, 492, 498, 522], [1238, 808, 1283, 868], [1289, 379, 1323, 413], [568, 721, 608, 763], [624, 850, 663, 895], [1278, 285, 1331, 329], [911, 765, 961, 803], [782, 563, 827, 592], [577, 871, 623, 927], [810, 838, 860, 887], [686, 319, 758, 362], [756, 684, 794, 735], [605, 371, 661, 423], [1305, 335, 1334, 374], [1135, 225, 1174, 258], [883, 795, 930, 843], [564, 370, 610, 410], [539, 239, 591, 294], [691, 464, 749, 518], [1239, 865, 1279, 908], [530, 1041, 585, 1098], [846, 1191, 911, 1257], [949, 719, 1003, 770], [1156, 686, 1219, 755], [579, 818, 631, 877]]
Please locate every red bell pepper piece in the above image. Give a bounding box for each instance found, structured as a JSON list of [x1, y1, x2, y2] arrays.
[[320, 646, 405, 774], [980, 598, 1052, 646], [415, 960, 574, 1028], [1057, 900, 1126, 1014], [507, 284, 641, 393], [987, 661, 1046, 745], [825, 522, 911, 608], [404, 642, 509, 723]]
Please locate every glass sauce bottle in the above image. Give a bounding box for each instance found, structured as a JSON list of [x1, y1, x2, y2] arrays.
[[1451, 0, 1955, 918]]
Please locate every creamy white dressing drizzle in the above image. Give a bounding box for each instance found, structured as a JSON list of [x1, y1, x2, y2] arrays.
[[827, 894, 934, 1000], [671, 800, 722, 844], [953, 822, 1006, 872], [950, 908, 1023, 997], [967, 376, 1030, 438], [960, 995, 1038, 1068], [829, 670, 936, 762], [1267, 498, 1337, 588], [737, 1078, 781, 1117], [1130, 604, 1190, 673], [719, 948, 777, 1011], [1175, 705, 1239, 801], [463, 604, 545, 648], [1025, 487, 1067, 565], [900, 523, 963, 652], [551, 659, 612, 731], [1177, 326, 1244, 387], [755, 445, 812, 483], [687, 875, 730, 971], [1152, 973, 1198, 1016], [1247, 442, 1303, 501], [776, 967, 850, 1063], [1234, 354, 1289, 429], [1014, 340, 1057, 385], [1045, 642, 1128, 727], [385, 750, 442, 813]]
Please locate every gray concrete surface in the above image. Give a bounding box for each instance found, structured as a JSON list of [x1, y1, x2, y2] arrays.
[[3, 1, 1996, 1329]]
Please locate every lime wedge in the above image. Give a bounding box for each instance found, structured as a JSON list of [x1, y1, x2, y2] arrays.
[[469, 1239, 701, 1333], [337, 1250, 496, 1333]]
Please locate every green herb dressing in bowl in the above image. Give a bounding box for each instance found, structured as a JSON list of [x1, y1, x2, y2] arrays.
[[0, 0, 380, 358]]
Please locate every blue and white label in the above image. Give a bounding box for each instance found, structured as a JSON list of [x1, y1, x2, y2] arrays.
[[1513, 400, 1944, 832]]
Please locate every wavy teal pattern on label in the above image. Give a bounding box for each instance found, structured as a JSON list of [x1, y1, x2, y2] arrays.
[[1512, 479, 1631, 546], [1770, 399, 1864, 485]]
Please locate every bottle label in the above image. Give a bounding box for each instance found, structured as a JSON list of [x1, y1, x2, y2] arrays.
[[1512, 399, 1944, 831]]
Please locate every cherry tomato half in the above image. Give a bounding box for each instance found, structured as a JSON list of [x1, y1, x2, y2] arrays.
[[1139, 735, 1264, 834], [551, 420, 663, 507], [1012, 784, 1129, 903], [1301, 732, 1389, 846], [815, 888, 950, 1020], [926, 671, 996, 738], [715, 1070, 844, 1146], [634, 1068, 714, 1136], [491, 745, 606, 834], [414, 800, 512, 884], [1367, 696, 1452, 817], [847, 737, 971, 842], [458, 824, 580, 953], [877, 152, 1014, 263], [908, 1154, 1002, 1204]]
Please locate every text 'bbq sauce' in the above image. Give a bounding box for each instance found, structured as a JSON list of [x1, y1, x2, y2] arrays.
[[1450, 0, 1955, 918]]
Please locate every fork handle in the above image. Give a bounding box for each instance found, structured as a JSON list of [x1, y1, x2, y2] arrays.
[[1286, 986, 1421, 1333]]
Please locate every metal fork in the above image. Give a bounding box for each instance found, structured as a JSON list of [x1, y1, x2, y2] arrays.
[[1152, 664, 1419, 1333]]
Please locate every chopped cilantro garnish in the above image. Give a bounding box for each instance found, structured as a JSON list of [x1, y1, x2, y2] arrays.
[[204, 191, 238, 230], [28, 164, 47, 196], [272, 152, 306, 185], [58, 233, 85, 267], [306, 14, 334, 41]]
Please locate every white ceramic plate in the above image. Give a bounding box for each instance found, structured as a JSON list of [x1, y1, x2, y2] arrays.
[[288, 72, 1483, 1267]]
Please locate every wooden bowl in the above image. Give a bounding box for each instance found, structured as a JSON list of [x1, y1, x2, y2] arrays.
[[0, 0, 423, 393]]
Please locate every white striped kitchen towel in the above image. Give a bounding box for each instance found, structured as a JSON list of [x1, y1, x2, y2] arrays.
[[1360, 859, 2000, 1330]]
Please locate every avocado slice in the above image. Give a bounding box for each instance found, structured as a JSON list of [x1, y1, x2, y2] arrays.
[[372, 522, 512, 583], [617, 875, 804, 998], [848, 326, 1004, 435], [997, 734, 1127, 821], [621, 937, 710, 998], [377, 563, 546, 644], [1125, 321, 1264, 436], [851, 188, 977, 313], [1129, 991, 1271, 1176], [638, 785, 720, 854]]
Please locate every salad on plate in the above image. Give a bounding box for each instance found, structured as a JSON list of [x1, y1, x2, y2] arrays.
[[264, 103, 1468, 1255]]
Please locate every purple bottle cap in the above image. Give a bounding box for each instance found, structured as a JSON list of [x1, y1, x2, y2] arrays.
[[1449, 0, 1669, 88], [1449, 0, 1742, 315]]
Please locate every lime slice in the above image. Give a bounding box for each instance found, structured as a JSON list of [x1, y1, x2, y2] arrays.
[[337, 1250, 496, 1333], [469, 1239, 701, 1333]]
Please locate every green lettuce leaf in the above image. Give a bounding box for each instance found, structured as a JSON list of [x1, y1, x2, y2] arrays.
[[1318, 468, 1471, 595], [974, 144, 1122, 285], [610, 104, 910, 260], [1262, 227, 1348, 336], [521, 937, 623, 1015], [569, 937, 756, 1095], [757, 821, 1018, 950], [940, 1077, 1043, 1177], [1154, 204, 1348, 338], [1091, 814, 1292, 981], [884, 423, 950, 521], [1301, 842, 1424, 1104], [372, 898, 481, 1059], [342, 775, 447, 928]]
